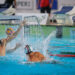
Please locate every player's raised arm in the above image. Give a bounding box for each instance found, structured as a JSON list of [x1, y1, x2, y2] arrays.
[[6, 20, 25, 43]]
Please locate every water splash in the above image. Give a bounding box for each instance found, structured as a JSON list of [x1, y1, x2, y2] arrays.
[[43, 31, 56, 56]]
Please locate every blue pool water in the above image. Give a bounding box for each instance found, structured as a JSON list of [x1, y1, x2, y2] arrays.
[[0, 36, 75, 75]]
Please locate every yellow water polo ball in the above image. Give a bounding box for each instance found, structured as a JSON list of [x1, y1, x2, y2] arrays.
[[6, 28, 14, 35]]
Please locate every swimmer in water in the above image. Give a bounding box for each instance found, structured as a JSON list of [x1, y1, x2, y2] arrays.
[[25, 45, 45, 62], [24, 45, 59, 64], [0, 20, 25, 56]]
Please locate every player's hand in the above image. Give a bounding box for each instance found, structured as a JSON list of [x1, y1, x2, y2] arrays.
[[20, 20, 26, 26], [49, 3, 52, 8], [16, 43, 22, 47]]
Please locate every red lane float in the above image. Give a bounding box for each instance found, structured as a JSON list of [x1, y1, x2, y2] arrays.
[[50, 54, 75, 57]]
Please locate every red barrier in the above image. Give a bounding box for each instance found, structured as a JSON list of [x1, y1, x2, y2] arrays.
[[50, 54, 75, 57]]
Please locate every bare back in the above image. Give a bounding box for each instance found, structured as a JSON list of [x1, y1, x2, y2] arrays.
[[28, 52, 45, 62]]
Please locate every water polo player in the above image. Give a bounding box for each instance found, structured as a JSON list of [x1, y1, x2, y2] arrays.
[[0, 21, 25, 56], [25, 45, 45, 62]]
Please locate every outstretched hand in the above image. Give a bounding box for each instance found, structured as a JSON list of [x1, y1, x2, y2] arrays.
[[20, 20, 26, 26], [49, 3, 52, 8], [14, 43, 22, 50]]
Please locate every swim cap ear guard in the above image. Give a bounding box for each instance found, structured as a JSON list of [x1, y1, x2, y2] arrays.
[[24, 47, 28, 54]]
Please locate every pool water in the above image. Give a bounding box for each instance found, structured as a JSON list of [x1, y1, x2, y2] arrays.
[[0, 34, 75, 75]]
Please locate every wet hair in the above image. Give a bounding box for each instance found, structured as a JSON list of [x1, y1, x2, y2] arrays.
[[0, 40, 3, 46]]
